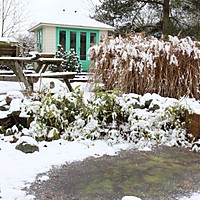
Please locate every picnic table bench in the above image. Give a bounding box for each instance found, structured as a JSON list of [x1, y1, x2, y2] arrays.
[[0, 56, 76, 92]]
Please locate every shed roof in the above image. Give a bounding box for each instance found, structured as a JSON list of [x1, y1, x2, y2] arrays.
[[29, 12, 115, 32]]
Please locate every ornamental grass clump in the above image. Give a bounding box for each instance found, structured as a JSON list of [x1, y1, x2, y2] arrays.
[[88, 35, 200, 100]]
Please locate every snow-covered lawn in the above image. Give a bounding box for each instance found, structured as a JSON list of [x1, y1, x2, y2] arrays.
[[0, 79, 200, 200], [0, 136, 131, 199]]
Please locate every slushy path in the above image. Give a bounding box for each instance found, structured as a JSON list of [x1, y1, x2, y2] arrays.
[[27, 146, 200, 200]]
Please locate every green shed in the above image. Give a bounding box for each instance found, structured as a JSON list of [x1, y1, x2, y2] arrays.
[[29, 13, 114, 71]]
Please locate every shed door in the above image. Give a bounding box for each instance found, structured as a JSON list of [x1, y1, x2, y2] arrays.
[[69, 30, 98, 71], [57, 29, 99, 71]]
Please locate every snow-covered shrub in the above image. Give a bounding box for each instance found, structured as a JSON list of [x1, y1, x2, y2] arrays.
[[28, 89, 88, 141], [87, 89, 128, 128], [88, 35, 200, 100], [28, 88, 128, 141], [163, 104, 187, 130], [25, 89, 199, 151], [192, 139, 200, 152], [49, 44, 81, 72]]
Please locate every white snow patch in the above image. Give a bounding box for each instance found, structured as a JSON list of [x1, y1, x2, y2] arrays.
[[6, 91, 24, 99], [122, 196, 142, 200], [0, 138, 130, 199], [179, 193, 200, 200], [37, 175, 49, 182], [16, 136, 39, 146]]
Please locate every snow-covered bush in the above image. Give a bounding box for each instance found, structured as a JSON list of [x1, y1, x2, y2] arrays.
[[25, 89, 198, 151], [87, 89, 127, 128], [27, 89, 88, 141], [164, 104, 187, 130], [49, 45, 81, 72], [88, 35, 200, 100]]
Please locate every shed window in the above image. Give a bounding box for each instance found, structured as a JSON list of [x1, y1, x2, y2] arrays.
[[90, 33, 96, 46], [80, 32, 87, 60], [59, 31, 66, 51], [36, 29, 43, 52], [70, 31, 76, 52]]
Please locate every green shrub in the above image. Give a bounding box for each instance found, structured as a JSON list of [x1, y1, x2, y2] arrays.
[[87, 89, 127, 127], [163, 104, 187, 130], [49, 45, 81, 72], [29, 87, 87, 141], [26, 88, 192, 149]]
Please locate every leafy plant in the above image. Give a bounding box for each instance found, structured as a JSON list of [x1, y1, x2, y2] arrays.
[[29, 87, 87, 141], [88, 87, 128, 128], [49, 45, 81, 72], [163, 104, 187, 130], [25, 88, 195, 150]]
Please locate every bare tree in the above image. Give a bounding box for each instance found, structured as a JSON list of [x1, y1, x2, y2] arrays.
[[0, 0, 29, 37], [16, 32, 35, 55]]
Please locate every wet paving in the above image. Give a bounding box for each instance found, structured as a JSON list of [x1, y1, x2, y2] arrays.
[[27, 146, 200, 200]]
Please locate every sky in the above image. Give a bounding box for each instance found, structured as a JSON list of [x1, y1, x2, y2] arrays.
[[0, 0, 99, 36], [26, 0, 98, 27]]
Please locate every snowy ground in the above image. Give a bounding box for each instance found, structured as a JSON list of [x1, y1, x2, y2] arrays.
[[0, 79, 200, 200]]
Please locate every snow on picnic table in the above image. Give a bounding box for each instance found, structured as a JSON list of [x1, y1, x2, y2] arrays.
[[0, 79, 200, 200]]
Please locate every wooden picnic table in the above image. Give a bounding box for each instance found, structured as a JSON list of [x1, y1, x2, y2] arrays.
[[0, 56, 76, 92]]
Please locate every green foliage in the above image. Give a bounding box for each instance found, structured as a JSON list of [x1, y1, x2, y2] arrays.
[[27, 87, 191, 149], [163, 104, 187, 130], [87, 87, 127, 127], [49, 45, 82, 72], [0, 127, 6, 135], [31, 87, 87, 141], [93, 0, 200, 39], [28, 86, 128, 141]]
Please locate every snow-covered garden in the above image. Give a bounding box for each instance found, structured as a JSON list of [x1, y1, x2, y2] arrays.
[[0, 35, 200, 199], [5, 84, 200, 151]]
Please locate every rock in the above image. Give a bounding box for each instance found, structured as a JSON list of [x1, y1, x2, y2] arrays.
[[5, 96, 12, 105], [144, 99, 153, 108], [6, 91, 24, 105], [133, 102, 143, 109], [17, 116, 33, 128], [0, 115, 15, 130], [50, 81, 55, 89], [15, 136, 39, 153], [0, 106, 8, 111], [0, 110, 32, 130], [5, 111, 21, 129], [192, 140, 200, 152], [149, 104, 160, 112]]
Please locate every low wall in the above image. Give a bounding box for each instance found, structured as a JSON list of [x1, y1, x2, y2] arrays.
[[186, 112, 200, 139]]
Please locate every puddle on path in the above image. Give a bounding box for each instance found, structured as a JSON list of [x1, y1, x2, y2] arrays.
[[28, 146, 200, 200]]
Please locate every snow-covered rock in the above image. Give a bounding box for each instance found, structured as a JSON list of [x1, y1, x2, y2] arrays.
[[6, 91, 24, 105], [15, 136, 39, 153]]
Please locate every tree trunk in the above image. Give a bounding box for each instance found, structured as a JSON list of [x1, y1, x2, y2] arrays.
[[1, 0, 5, 37], [162, 0, 170, 40]]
